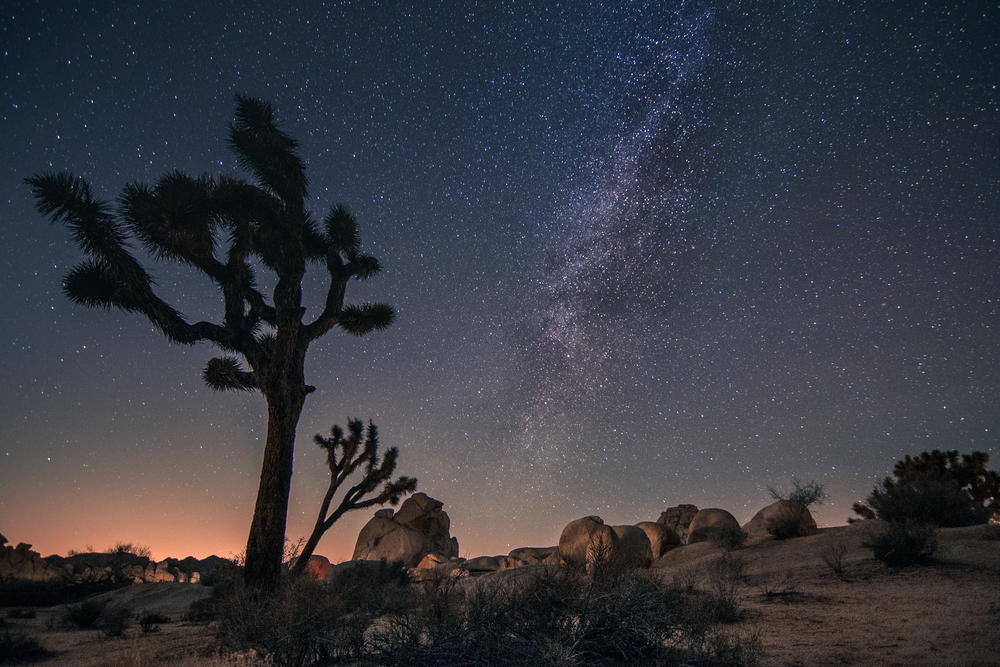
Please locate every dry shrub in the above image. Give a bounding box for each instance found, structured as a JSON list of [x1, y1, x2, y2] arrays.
[[704, 553, 749, 623], [62, 598, 107, 629], [821, 541, 849, 575], [709, 525, 749, 553], [863, 521, 937, 568], [139, 610, 170, 633], [101, 604, 133, 638], [221, 562, 763, 666], [754, 569, 797, 599], [0, 629, 55, 664]]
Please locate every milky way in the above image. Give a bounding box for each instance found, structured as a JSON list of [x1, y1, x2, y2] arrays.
[[1, 1, 996, 561], [495, 5, 714, 490]]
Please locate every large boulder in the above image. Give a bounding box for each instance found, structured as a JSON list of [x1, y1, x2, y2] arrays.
[[558, 516, 621, 574], [611, 525, 653, 568], [686, 508, 741, 544], [656, 504, 700, 543], [352, 493, 459, 567], [743, 500, 818, 540], [634, 521, 681, 558], [0, 542, 55, 581], [507, 546, 558, 565]]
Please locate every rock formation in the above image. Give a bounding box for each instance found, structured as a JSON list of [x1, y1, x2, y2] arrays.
[[352, 493, 459, 567], [0, 542, 55, 581], [686, 508, 742, 544], [634, 521, 681, 558], [743, 500, 818, 540], [612, 525, 654, 568], [558, 516, 622, 574], [656, 504, 700, 543], [507, 546, 559, 565]]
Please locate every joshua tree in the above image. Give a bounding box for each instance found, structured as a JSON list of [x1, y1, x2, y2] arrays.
[[291, 418, 417, 575], [25, 94, 394, 592]]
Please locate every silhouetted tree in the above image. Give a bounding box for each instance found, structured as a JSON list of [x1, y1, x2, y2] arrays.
[[854, 450, 999, 527], [291, 418, 417, 575], [25, 94, 394, 592]]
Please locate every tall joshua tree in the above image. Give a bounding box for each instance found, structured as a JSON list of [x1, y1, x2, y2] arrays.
[[25, 94, 394, 592], [291, 418, 417, 576]]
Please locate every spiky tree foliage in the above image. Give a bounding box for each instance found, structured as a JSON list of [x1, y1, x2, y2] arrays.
[[25, 94, 395, 592], [854, 450, 999, 527], [291, 419, 417, 575]]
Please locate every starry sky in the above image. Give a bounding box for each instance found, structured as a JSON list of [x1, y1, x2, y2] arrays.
[[2, 1, 997, 563]]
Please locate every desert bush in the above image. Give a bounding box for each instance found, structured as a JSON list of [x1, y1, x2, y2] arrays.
[[765, 512, 807, 540], [0, 630, 54, 664], [139, 610, 170, 633], [219, 573, 390, 665], [221, 562, 763, 667], [769, 477, 828, 508], [821, 541, 849, 575], [754, 569, 797, 599], [855, 450, 998, 527], [709, 524, 749, 553], [704, 554, 749, 623], [863, 521, 937, 568], [101, 605, 133, 638], [764, 478, 827, 540], [373, 566, 759, 667], [5, 608, 35, 620], [62, 598, 107, 629], [108, 542, 152, 560]]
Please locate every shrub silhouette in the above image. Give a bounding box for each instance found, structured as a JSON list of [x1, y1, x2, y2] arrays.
[[709, 524, 749, 552], [62, 599, 107, 630], [766, 478, 827, 539], [0, 630, 54, 664], [862, 521, 937, 568], [855, 450, 997, 527], [219, 563, 763, 666]]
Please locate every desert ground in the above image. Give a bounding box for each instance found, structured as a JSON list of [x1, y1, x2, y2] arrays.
[[3, 521, 999, 667]]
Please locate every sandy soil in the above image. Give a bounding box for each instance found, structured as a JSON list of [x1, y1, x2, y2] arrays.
[[652, 521, 1000, 667], [4, 521, 999, 666]]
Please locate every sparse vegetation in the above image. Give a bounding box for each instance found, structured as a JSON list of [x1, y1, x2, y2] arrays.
[[139, 610, 171, 633], [704, 553, 749, 623], [754, 568, 798, 599], [709, 524, 749, 553], [5, 609, 35, 620], [820, 541, 849, 575], [769, 477, 828, 508], [0, 630, 54, 665], [766, 478, 827, 539], [218, 561, 762, 666], [101, 605, 133, 638], [61, 599, 107, 630], [863, 521, 937, 568]]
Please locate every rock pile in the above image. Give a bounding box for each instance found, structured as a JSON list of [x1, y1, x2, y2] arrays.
[[352, 492, 459, 567], [656, 504, 700, 543]]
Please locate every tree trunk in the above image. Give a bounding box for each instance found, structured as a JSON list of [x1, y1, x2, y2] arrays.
[[243, 389, 305, 592]]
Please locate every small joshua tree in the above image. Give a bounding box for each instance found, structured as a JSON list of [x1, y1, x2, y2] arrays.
[[854, 450, 998, 527], [290, 419, 416, 575]]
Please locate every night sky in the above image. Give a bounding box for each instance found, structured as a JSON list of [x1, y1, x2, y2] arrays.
[[2, 1, 997, 563]]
